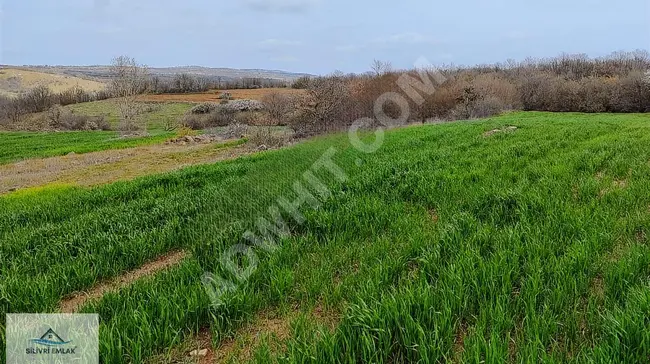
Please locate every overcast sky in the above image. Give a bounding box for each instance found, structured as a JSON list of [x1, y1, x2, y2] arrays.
[[1, 0, 648, 74]]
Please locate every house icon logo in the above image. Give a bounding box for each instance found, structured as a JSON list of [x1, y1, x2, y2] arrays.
[[30, 328, 72, 346], [7, 313, 97, 362]]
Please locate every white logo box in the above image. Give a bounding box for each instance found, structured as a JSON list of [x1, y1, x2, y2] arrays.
[[6, 314, 99, 364]]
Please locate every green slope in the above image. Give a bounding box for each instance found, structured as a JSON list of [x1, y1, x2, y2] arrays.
[[0, 131, 174, 164], [2, 112, 650, 363]]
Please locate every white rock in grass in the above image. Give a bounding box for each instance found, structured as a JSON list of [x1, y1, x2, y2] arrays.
[[189, 349, 208, 357]]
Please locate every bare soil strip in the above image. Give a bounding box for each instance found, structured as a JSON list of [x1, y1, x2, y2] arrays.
[[0, 140, 250, 195], [59, 250, 188, 313], [214, 311, 293, 363], [150, 305, 340, 364]]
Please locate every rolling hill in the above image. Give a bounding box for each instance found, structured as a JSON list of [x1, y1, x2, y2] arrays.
[[0, 67, 107, 97]]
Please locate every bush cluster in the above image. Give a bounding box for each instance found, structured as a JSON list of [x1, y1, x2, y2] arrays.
[[181, 107, 237, 129], [279, 51, 650, 135], [0, 85, 111, 126], [148, 73, 289, 94], [46, 105, 111, 131]]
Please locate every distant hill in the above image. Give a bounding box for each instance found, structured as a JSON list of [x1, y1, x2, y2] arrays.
[[7, 65, 313, 84], [0, 67, 107, 97]]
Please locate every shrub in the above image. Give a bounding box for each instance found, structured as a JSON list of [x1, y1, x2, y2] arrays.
[[233, 111, 257, 125], [261, 92, 292, 122], [472, 73, 521, 109], [286, 109, 317, 137], [217, 92, 232, 100], [613, 71, 650, 112], [249, 113, 278, 126], [180, 114, 208, 130], [291, 76, 311, 89], [247, 126, 291, 149], [190, 102, 219, 115], [209, 108, 237, 126], [21, 85, 53, 113], [548, 78, 581, 112], [57, 86, 93, 106], [518, 72, 554, 111], [3, 97, 27, 124], [142, 103, 162, 113], [116, 102, 147, 133], [46, 105, 64, 128], [55, 110, 110, 131], [223, 100, 265, 112], [92, 116, 112, 131], [577, 77, 611, 112], [291, 75, 354, 136], [469, 96, 508, 119], [221, 122, 248, 139], [0, 95, 13, 125], [181, 107, 237, 130], [419, 82, 463, 120]]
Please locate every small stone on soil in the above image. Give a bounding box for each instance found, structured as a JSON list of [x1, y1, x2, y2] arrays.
[[190, 349, 208, 357]]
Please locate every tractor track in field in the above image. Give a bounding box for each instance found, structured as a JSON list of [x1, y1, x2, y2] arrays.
[[59, 250, 189, 313]]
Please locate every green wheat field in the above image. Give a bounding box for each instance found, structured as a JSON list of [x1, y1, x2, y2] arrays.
[[2, 111, 650, 363]]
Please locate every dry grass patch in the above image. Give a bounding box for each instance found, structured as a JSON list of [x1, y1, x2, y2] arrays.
[[483, 126, 517, 137], [429, 209, 439, 223], [0, 68, 106, 97], [0, 139, 248, 194], [596, 170, 630, 197], [590, 275, 606, 302], [452, 321, 468, 363]]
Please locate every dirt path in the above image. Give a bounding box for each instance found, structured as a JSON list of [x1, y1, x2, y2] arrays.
[[59, 250, 189, 313], [0, 140, 251, 194]]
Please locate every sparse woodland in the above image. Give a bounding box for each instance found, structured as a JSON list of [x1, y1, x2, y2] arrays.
[[181, 51, 650, 137], [1, 51, 649, 137]]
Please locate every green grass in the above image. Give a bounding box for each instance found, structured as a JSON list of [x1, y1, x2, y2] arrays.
[[3, 112, 650, 363], [0, 131, 174, 164], [0, 100, 190, 164], [67, 100, 193, 132]]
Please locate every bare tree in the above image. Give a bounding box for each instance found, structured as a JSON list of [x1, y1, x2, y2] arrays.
[[46, 104, 64, 128], [109, 56, 149, 134], [173, 73, 195, 93], [261, 91, 293, 122], [371, 59, 393, 76], [2, 97, 25, 125], [290, 74, 351, 136], [20, 85, 53, 113], [0, 95, 15, 125]]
